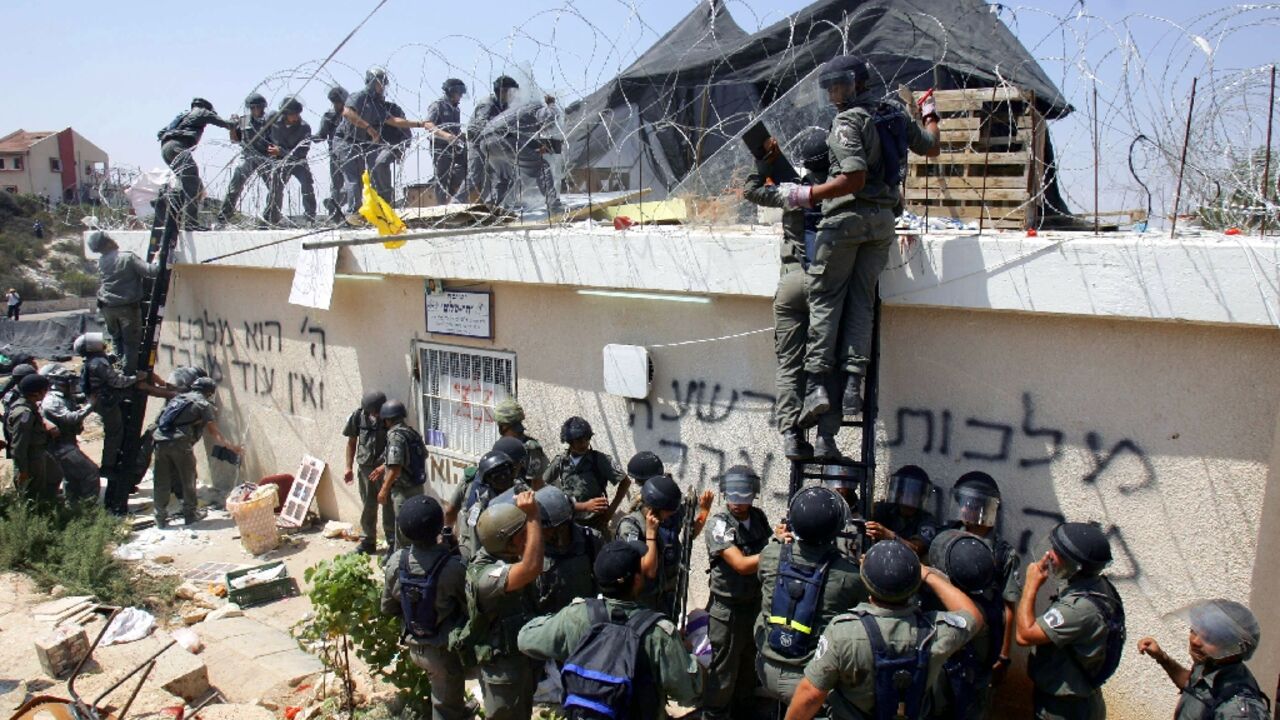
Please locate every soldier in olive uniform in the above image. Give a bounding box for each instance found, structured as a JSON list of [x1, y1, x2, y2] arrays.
[[1016, 522, 1126, 720], [493, 398, 548, 484], [87, 231, 157, 375], [381, 495, 471, 720], [342, 391, 388, 554], [775, 55, 939, 422], [533, 485, 603, 614], [448, 448, 522, 559], [615, 474, 714, 618], [454, 494, 545, 720], [924, 529, 1002, 720], [1139, 599, 1271, 719], [867, 464, 940, 556], [428, 78, 468, 204], [703, 466, 772, 720], [544, 416, 630, 536], [785, 540, 984, 720], [39, 364, 99, 502], [152, 378, 240, 527], [370, 399, 428, 552], [217, 92, 274, 226], [6, 374, 61, 502], [756, 486, 867, 710], [518, 540, 705, 720], [821, 464, 866, 558], [947, 471, 1023, 693]]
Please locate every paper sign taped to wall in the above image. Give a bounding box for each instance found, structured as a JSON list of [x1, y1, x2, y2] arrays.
[[288, 246, 339, 310]]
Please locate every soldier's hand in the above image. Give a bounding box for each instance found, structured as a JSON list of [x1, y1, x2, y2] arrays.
[[762, 136, 781, 163], [698, 489, 715, 512], [864, 521, 894, 541], [582, 496, 609, 514], [45, 423, 61, 439], [774, 522, 794, 543], [1025, 553, 1050, 587], [367, 127, 381, 144], [370, 465, 386, 483], [645, 508, 660, 533], [515, 490, 539, 518], [343, 468, 354, 484], [1137, 637, 1165, 661], [377, 486, 391, 505]]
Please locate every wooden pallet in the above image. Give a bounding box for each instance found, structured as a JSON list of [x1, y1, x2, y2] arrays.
[[905, 87, 1046, 230]]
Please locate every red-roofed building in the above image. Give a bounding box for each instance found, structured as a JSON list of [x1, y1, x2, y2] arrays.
[[0, 128, 109, 203]]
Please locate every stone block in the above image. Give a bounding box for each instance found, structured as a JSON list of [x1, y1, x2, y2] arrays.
[[154, 645, 210, 701], [35, 625, 89, 678]]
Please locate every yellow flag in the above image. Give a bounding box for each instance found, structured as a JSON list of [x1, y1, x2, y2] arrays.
[[358, 171, 406, 247]]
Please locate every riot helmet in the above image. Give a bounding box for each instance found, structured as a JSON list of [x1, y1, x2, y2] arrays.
[[167, 366, 205, 393], [493, 75, 520, 94], [477, 450, 517, 492], [822, 463, 862, 491], [560, 416, 593, 443], [885, 465, 933, 511], [1041, 522, 1112, 579], [626, 451, 664, 482], [327, 85, 349, 104], [379, 399, 408, 420], [18, 373, 50, 396], [398, 495, 444, 544], [795, 126, 831, 178], [492, 436, 528, 468], [191, 377, 217, 395], [365, 66, 390, 92], [535, 485, 574, 528], [927, 529, 996, 594], [950, 471, 1001, 528], [788, 486, 846, 544], [280, 96, 303, 115], [1188, 599, 1261, 661], [641, 474, 682, 513], [862, 539, 922, 603], [245, 92, 267, 108], [361, 390, 387, 415], [9, 364, 36, 380], [476, 503, 527, 559], [817, 54, 871, 90], [74, 332, 106, 355], [720, 465, 760, 504], [191, 97, 214, 111], [442, 78, 467, 97], [38, 363, 76, 385]]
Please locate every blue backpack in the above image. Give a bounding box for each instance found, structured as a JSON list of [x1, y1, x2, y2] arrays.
[[872, 103, 910, 187], [157, 111, 187, 141], [858, 610, 933, 720], [1067, 579, 1127, 687], [398, 550, 453, 641], [560, 598, 662, 719], [766, 544, 836, 659], [157, 395, 197, 435], [391, 426, 428, 486]]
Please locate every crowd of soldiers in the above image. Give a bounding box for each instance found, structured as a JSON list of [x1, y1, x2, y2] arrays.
[[156, 66, 565, 231], [2, 230, 241, 528]]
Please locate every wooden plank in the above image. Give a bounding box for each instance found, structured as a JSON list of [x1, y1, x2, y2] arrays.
[[904, 188, 1030, 202], [905, 176, 1028, 191], [909, 152, 1029, 167], [936, 127, 1033, 144], [596, 198, 688, 223], [937, 115, 1031, 132], [933, 87, 1033, 111]]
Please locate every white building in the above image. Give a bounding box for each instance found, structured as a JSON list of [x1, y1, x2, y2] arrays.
[[0, 128, 109, 203]]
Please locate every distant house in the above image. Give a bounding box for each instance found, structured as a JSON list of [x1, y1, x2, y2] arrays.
[[0, 128, 109, 204]]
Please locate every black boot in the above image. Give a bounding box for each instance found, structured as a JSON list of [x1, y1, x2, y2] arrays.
[[799, 376, 831, 429], [782, 429, 814, 461], [813, 434, 841, 461], [842, 373, 864, 416]]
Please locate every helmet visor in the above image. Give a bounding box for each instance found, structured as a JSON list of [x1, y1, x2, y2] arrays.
[[951, 486, 1000, 527], [1189, 601, 1260, 660], [886, 474, 929, 510]]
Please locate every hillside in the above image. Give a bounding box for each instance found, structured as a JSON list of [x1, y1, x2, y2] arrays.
[[0, 191, 98, 300]]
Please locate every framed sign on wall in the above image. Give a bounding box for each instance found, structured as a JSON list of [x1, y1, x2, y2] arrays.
[[424, 289, 493, 339]]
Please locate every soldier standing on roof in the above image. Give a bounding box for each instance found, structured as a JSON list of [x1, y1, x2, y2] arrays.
[[312, 86, 350, 223], [467, 75, 520, 204], [217, 92, 274, 227], [158, 98, 234, 230], [265, 96, 317, 226], [778, 55, 940, 425], [428, 79, 469, 204]]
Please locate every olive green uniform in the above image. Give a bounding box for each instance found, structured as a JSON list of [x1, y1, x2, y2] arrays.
[[1029, 575, 1124, 720], [703, 508, 772, 719], [803, 604, 980, 719], [5, 396, 61, 501], [381, 422, 428, 550], [381, 543, 470, 720], [754, 539, 867, 705], [96, 248, 157, 375], [518, 597, 704, 720], [41, 387, 99, 501], [450, 477, 521, 561], [460, 551, 541, 720], [152, 392, 217, 521], [519, 433, 549, 483], [616, 509, 682, 616], [806, 97, 936, 378], [538, 523, 603, 614], [343, 407, 389, 549], [1174, 661, 1272, 720], [544, 448, 625, 534]]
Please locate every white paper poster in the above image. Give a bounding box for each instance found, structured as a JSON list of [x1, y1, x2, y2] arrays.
[[288, 246, 338, 310]]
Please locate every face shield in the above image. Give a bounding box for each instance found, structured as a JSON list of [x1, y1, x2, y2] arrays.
[[885, 473, 932, 511], [951, 485, 1000, 527], [1188, 600, 1261, 661]]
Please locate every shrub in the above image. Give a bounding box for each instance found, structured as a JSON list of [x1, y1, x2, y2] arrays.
[[58, 269, 99, 297]]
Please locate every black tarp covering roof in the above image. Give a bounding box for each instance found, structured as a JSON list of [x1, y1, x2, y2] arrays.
[[562, 0, 1071, 193]]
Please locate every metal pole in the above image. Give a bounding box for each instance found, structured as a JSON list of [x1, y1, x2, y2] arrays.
[[1093, 83, 1100, 235], [1262, 65, 1275, 240], [1170, 77, 1198, 239]]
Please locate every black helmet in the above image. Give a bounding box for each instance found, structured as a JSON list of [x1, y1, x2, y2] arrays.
[[280, 95, 303, 114], [494, 75, 520, 94], [18, 373, 50, 395], [720, 465, 761, 503], [492, 436, 528, 468], [950, 471, 1001, 527], [788, 486, 846, 544], [817, 54, 871, 90], [365, 66, 389, 90], [379, 399, 408, 420], [1048, 522, 1112, 577], [398, 495, 444, 544], [927, 529, 996, 594], [245, 92, 267, 108], [862, 539, 922, 603], [361, 390, 387, 414], [641, 474, 682, 512], [796, 127, 831, 177], [191, 377, 217, 395], [327, 85, 349, 104], [560, 416, 593, 443], [443, 78, 467, 95], [885, 465, 933, 510], [191, 97, 214, 111], [626, 451, 664, 482], [477, 450, 517, 492]]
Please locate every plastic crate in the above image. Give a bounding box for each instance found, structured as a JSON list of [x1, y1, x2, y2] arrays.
[[225, 561, 299, 608]]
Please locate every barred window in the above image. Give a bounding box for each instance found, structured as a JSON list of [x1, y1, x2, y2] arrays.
[[416, 341, 516, 460]]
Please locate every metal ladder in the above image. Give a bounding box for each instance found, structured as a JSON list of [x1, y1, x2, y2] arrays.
[[114, 191, 182, 491], [786, 293, 883, 521]]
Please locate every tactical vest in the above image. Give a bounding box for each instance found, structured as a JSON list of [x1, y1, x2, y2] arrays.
[[766, 544, 837, 660], [854, 610, 934, 720], [1063, 579, 1126, 688], [399, 550, 453, 641], [709, 508, 771, 602]]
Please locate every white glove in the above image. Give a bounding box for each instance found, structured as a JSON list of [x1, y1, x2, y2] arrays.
[[919, 90, 938, 122], [778, 182, 814, 211]]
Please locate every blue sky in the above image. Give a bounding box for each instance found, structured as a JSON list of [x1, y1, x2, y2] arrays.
[[3, 1, 1274, 217]]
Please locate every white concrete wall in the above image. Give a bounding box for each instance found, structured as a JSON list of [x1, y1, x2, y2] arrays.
[[107, 224, 1280, 719]]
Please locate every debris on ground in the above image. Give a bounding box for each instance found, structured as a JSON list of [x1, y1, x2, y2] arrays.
[[101, 607, 157, 645]]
